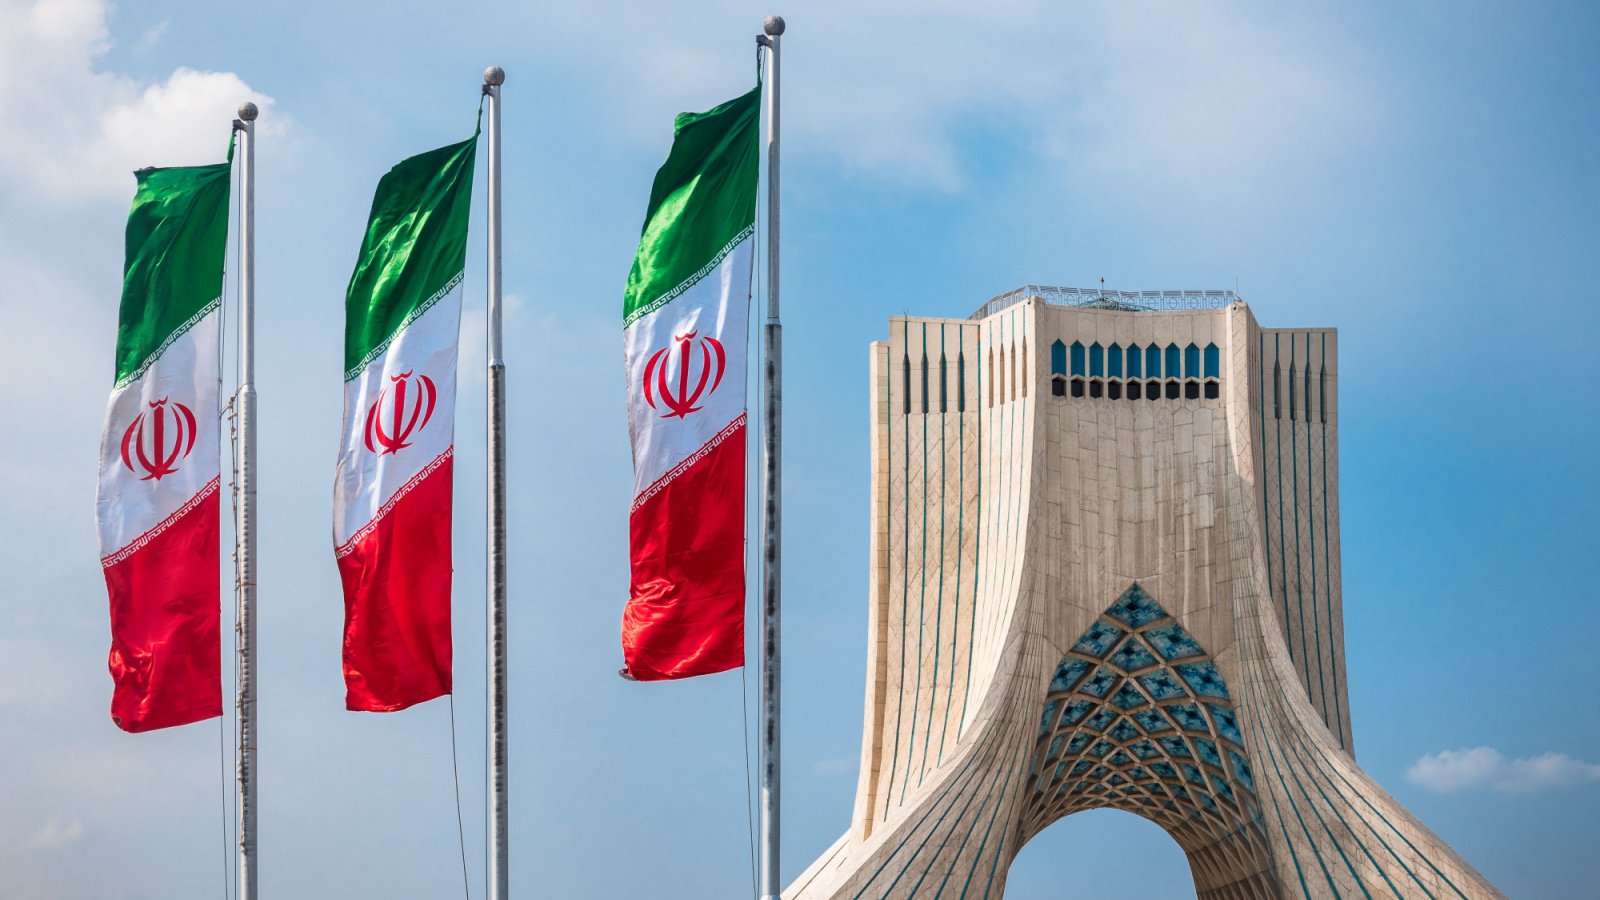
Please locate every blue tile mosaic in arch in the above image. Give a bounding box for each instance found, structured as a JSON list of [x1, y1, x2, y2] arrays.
[[1137, 671, 1186, 701], [1073, 622, 1124, 657], [1050, 658, 1091, 693], [1027, 582, 1263, 839], [1107, 585, 1165, 627], [1145, 624, 1203, 660], [1110, 638, 1159, 672]]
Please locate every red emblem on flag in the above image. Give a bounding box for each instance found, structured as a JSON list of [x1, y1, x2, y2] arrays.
[[364, 370, 437, 456], [120, 397, 198, 481], [642, 331, 726, 419]]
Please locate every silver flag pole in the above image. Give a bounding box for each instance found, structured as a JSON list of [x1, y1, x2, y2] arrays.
[[233, 99, 260, 900], [482, 65, 510, 900], [757, 15, 784, 900]]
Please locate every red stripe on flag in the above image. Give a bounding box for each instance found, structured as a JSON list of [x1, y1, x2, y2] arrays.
[[102, 479, 222, 733], [338, 452, 453, 712], [623, 422, 745, 681]]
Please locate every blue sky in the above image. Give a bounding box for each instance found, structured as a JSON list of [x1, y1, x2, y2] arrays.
[[1, 1, 1596, 898]]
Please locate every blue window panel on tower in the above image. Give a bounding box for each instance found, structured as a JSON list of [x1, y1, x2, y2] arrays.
[[1185, 343, 1200, 378], [1070, 341, 1086, 376], [1089, 342, 1104, 377], [1108, 342, 1123, 378], [1127, 346, 1142, 378], [1147, 344, 1163, 378], [1204, 342, 1220, 378], [1051, 339, 1066, 376], [1165, 344, 1181, 379]]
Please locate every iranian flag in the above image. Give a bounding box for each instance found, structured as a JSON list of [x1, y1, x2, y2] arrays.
[[95, 152, 231, 732], [622, 86, 759, 681], [333, 135, 476, 712]]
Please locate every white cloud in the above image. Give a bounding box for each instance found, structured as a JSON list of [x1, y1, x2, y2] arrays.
[[23, 818, 84, 849], [531, 2, 1377, 198], [1406, 747, 1600, 794], [0, 0, 280, 205]]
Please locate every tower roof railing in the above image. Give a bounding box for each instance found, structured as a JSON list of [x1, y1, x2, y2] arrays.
[[969, 285, 1240, 320]]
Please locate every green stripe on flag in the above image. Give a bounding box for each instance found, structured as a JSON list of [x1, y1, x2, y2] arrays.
[[623, 85, 759, 327], [114, 152, 233, 387], [343, 135, 478, 378]]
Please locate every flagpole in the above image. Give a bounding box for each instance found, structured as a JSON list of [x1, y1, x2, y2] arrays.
[[757, 16, 785, 900], [482, 65, 510, 900], [233, 99, 260, 900]]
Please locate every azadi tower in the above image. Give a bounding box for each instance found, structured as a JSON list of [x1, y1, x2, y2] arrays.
[[786, 288, 1502, 899]]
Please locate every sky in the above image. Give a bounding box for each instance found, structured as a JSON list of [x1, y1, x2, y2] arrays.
[[1, 0, 1597, 898]]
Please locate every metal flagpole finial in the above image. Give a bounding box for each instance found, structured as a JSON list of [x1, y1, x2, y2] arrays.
[[237, 101, 259, 122], [764, 15, 786, 36], [484, 66, 506, 87]]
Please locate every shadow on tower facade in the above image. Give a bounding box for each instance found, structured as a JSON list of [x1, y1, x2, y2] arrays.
[[785, 289, 1502, 899]]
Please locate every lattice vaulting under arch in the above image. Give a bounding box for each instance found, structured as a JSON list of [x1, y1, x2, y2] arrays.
[[1024, 585, 1275, 896], [785, 295, 1504, 899]]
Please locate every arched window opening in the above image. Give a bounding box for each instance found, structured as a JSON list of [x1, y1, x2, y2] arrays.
[[1272, 360, 1280, 419], [921, 352, 929, 413], [1319, 370, 1328, 425], [1051, 340, 1067, 376], [939, 352, 948, 413], [1051, 377, 1065, 397], [1184, 343, 1200, 379], [1165, 344, 1181, 380], [1146, 380, 1160, 402], [1089, 379, 1104, 399], [1303, 363, 1312, 424], [1126, 345, 1142, 379], [1204, 381, 1219, 400], [1071, 341, 1086, 377], [1204, 343, 1220, 379], [1107, 381, 1122, 400], [1166, 380, 1180, 400], [1108, 343, 1123, 379], [1070, 378, 1085, 398], [1127, 381, 1142, 400], [958, 351, 967, 412], [903, 352, 911, 415], [1147, 344, 1162, 379], [1089, 342, 1105, 378], [1010, 343, 1018, 402], [1288, 363, 1297, 421], [1021, 337, 1028, 398], [987, 348, 994, 408], [998, 346, 1007, 404], [1185, 381, 1200, 400]]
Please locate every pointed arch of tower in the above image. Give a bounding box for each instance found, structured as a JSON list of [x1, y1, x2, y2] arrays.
[[1023, 584, 1277, 897]]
